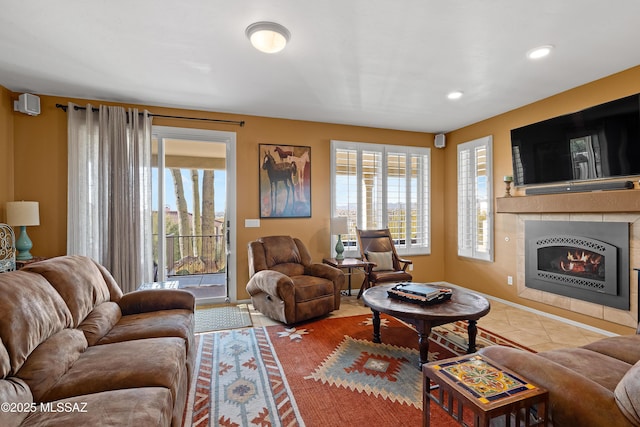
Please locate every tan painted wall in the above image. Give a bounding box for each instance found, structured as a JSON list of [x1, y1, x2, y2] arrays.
[[4, 94, 444, 300], [443, 65, 640, 335], [0, 86, 14, 218]]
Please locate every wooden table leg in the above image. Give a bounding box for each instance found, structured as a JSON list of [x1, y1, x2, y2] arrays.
[[415, 320, 433, 367], [423, 375, 432, 427], [467, 319, 478, 353], [372, 309, 381, 343]]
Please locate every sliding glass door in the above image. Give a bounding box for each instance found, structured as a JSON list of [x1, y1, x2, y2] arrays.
[[151, 126, 236, 304]]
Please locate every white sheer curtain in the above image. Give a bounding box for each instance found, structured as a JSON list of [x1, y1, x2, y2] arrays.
[[67, 103, 153, 292]]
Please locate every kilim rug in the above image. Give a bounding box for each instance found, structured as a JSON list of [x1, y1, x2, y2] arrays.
[[182, 314, 533, 427], [194, 304, 253, 334]]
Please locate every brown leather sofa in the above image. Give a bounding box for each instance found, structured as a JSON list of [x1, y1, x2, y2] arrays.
[[479, 324, 640, 427], [0, 255, 195, 427], [246, 236, 344, 324]]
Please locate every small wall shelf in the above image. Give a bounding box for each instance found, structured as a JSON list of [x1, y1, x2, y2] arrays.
[[496, 189, 640, 214]]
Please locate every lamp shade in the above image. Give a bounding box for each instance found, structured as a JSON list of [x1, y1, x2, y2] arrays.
[[6, 201, 40, 226], [331, 217, 348, 235]]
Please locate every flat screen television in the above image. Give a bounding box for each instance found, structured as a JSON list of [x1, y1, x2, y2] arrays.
[[510, 93, 640, 187]]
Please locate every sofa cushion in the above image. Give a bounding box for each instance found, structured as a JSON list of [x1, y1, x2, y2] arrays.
[[0, 378, 33, 427], [97, 309, 195, 380], [23, 255, 112, 327], [21, 387, 172, 427], [17, 329, 88, 401], [77, 302, 122, 346], [97, 309, 193, 345], [615, 359, 640, 426], [291, 276, 335, 302], [39, 337, 186, 404], [0, 271, 73, 374]]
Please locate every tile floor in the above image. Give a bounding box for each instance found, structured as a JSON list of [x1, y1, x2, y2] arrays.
[[248, 293, 612, 353]]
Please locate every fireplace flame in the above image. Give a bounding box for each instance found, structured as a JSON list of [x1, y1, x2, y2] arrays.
[[560, 251, 602, 272]]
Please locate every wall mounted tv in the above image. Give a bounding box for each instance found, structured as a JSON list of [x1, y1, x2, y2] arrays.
[[510, 93, 640, 187]]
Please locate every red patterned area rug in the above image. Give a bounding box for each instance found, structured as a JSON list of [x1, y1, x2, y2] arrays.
[[182, 314, 533, 427]]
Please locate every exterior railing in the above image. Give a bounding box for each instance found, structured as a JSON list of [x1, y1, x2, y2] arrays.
[[154, 234, 226, 277]]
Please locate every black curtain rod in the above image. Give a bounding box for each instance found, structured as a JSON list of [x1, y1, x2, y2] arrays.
[[55, 103, 245, 127]]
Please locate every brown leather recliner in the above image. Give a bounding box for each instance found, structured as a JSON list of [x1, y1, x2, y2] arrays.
[[246, 236, 344, 324]]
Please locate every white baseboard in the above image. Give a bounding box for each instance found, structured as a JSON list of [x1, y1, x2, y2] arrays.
[[439, 281, 619, 337]]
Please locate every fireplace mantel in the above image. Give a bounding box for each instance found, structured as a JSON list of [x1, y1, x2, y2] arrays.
[[496, 189, 640, 214]]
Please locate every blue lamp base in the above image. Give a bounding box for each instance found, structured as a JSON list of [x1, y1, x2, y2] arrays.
[[335, 234, 345, 260], [15, 225, 34, 261]]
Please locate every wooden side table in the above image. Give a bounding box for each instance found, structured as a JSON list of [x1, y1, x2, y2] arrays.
[[322, 257, 374, 297], [422, 354, 548, 427]]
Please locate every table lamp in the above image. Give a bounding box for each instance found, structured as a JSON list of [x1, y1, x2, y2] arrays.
[[331, 217, 349, 260], [6, 201, 40, 260]]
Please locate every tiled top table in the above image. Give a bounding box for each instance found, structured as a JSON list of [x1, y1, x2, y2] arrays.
[[422, 354, 548, 427]]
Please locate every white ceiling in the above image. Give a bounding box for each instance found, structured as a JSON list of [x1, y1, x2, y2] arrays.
[[1, 1, 640, 133]]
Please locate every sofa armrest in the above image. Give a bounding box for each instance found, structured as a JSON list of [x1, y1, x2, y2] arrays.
[[246, 270, 295, 302], [479, 346, 634, 427], [118, 289, 195, 315]]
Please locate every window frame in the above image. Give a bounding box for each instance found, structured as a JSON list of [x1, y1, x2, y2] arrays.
[[457, 135, 494, 262], [330, 140, 431, 258]]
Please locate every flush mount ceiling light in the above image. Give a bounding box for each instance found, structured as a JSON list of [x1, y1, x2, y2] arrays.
[[246, 21, 290, 54], [447, 91, 464, 100], [527, 45, 554, 60]]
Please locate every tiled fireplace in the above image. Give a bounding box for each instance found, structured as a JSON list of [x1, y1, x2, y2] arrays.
[[514, 212, 639, 329], [524, 220, 629, 310]]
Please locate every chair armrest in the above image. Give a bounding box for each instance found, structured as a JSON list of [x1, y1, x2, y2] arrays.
[[118, 289, 195, 315], [307, 263, 344, 309], [398, 258, 412, 271], [479, 346, 633, 427], [306, 263, 344, 284], [246, 270, 295, 302]]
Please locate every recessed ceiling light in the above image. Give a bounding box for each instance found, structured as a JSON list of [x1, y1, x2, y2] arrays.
[[527, 45, 554, 60], [447, 91, 463, 100], [245, 21, 290, 54]]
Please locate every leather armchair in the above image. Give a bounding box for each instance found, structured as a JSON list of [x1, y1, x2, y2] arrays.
[[246, 236, 344, 324], [356, 228, 412, 287]]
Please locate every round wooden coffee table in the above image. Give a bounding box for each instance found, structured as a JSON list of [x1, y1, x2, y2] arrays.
[[361, 283, 491, 367]]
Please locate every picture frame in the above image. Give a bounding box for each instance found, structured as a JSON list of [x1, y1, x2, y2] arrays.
[[259, 144, 311, 218]]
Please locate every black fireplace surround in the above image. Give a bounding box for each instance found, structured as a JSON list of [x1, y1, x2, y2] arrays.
[[525, 220, 630, 310]]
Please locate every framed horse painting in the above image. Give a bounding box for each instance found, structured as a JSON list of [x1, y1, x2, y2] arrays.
[[259, 144, 311, 218]]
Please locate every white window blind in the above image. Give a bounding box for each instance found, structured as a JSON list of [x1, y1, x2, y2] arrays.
[[457, 136, 493, 261], [331, 140, 430, 257]]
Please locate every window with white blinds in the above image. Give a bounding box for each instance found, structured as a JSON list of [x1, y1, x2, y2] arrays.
[[331, 140, 430, 257], [457, 136, 493, 261]]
